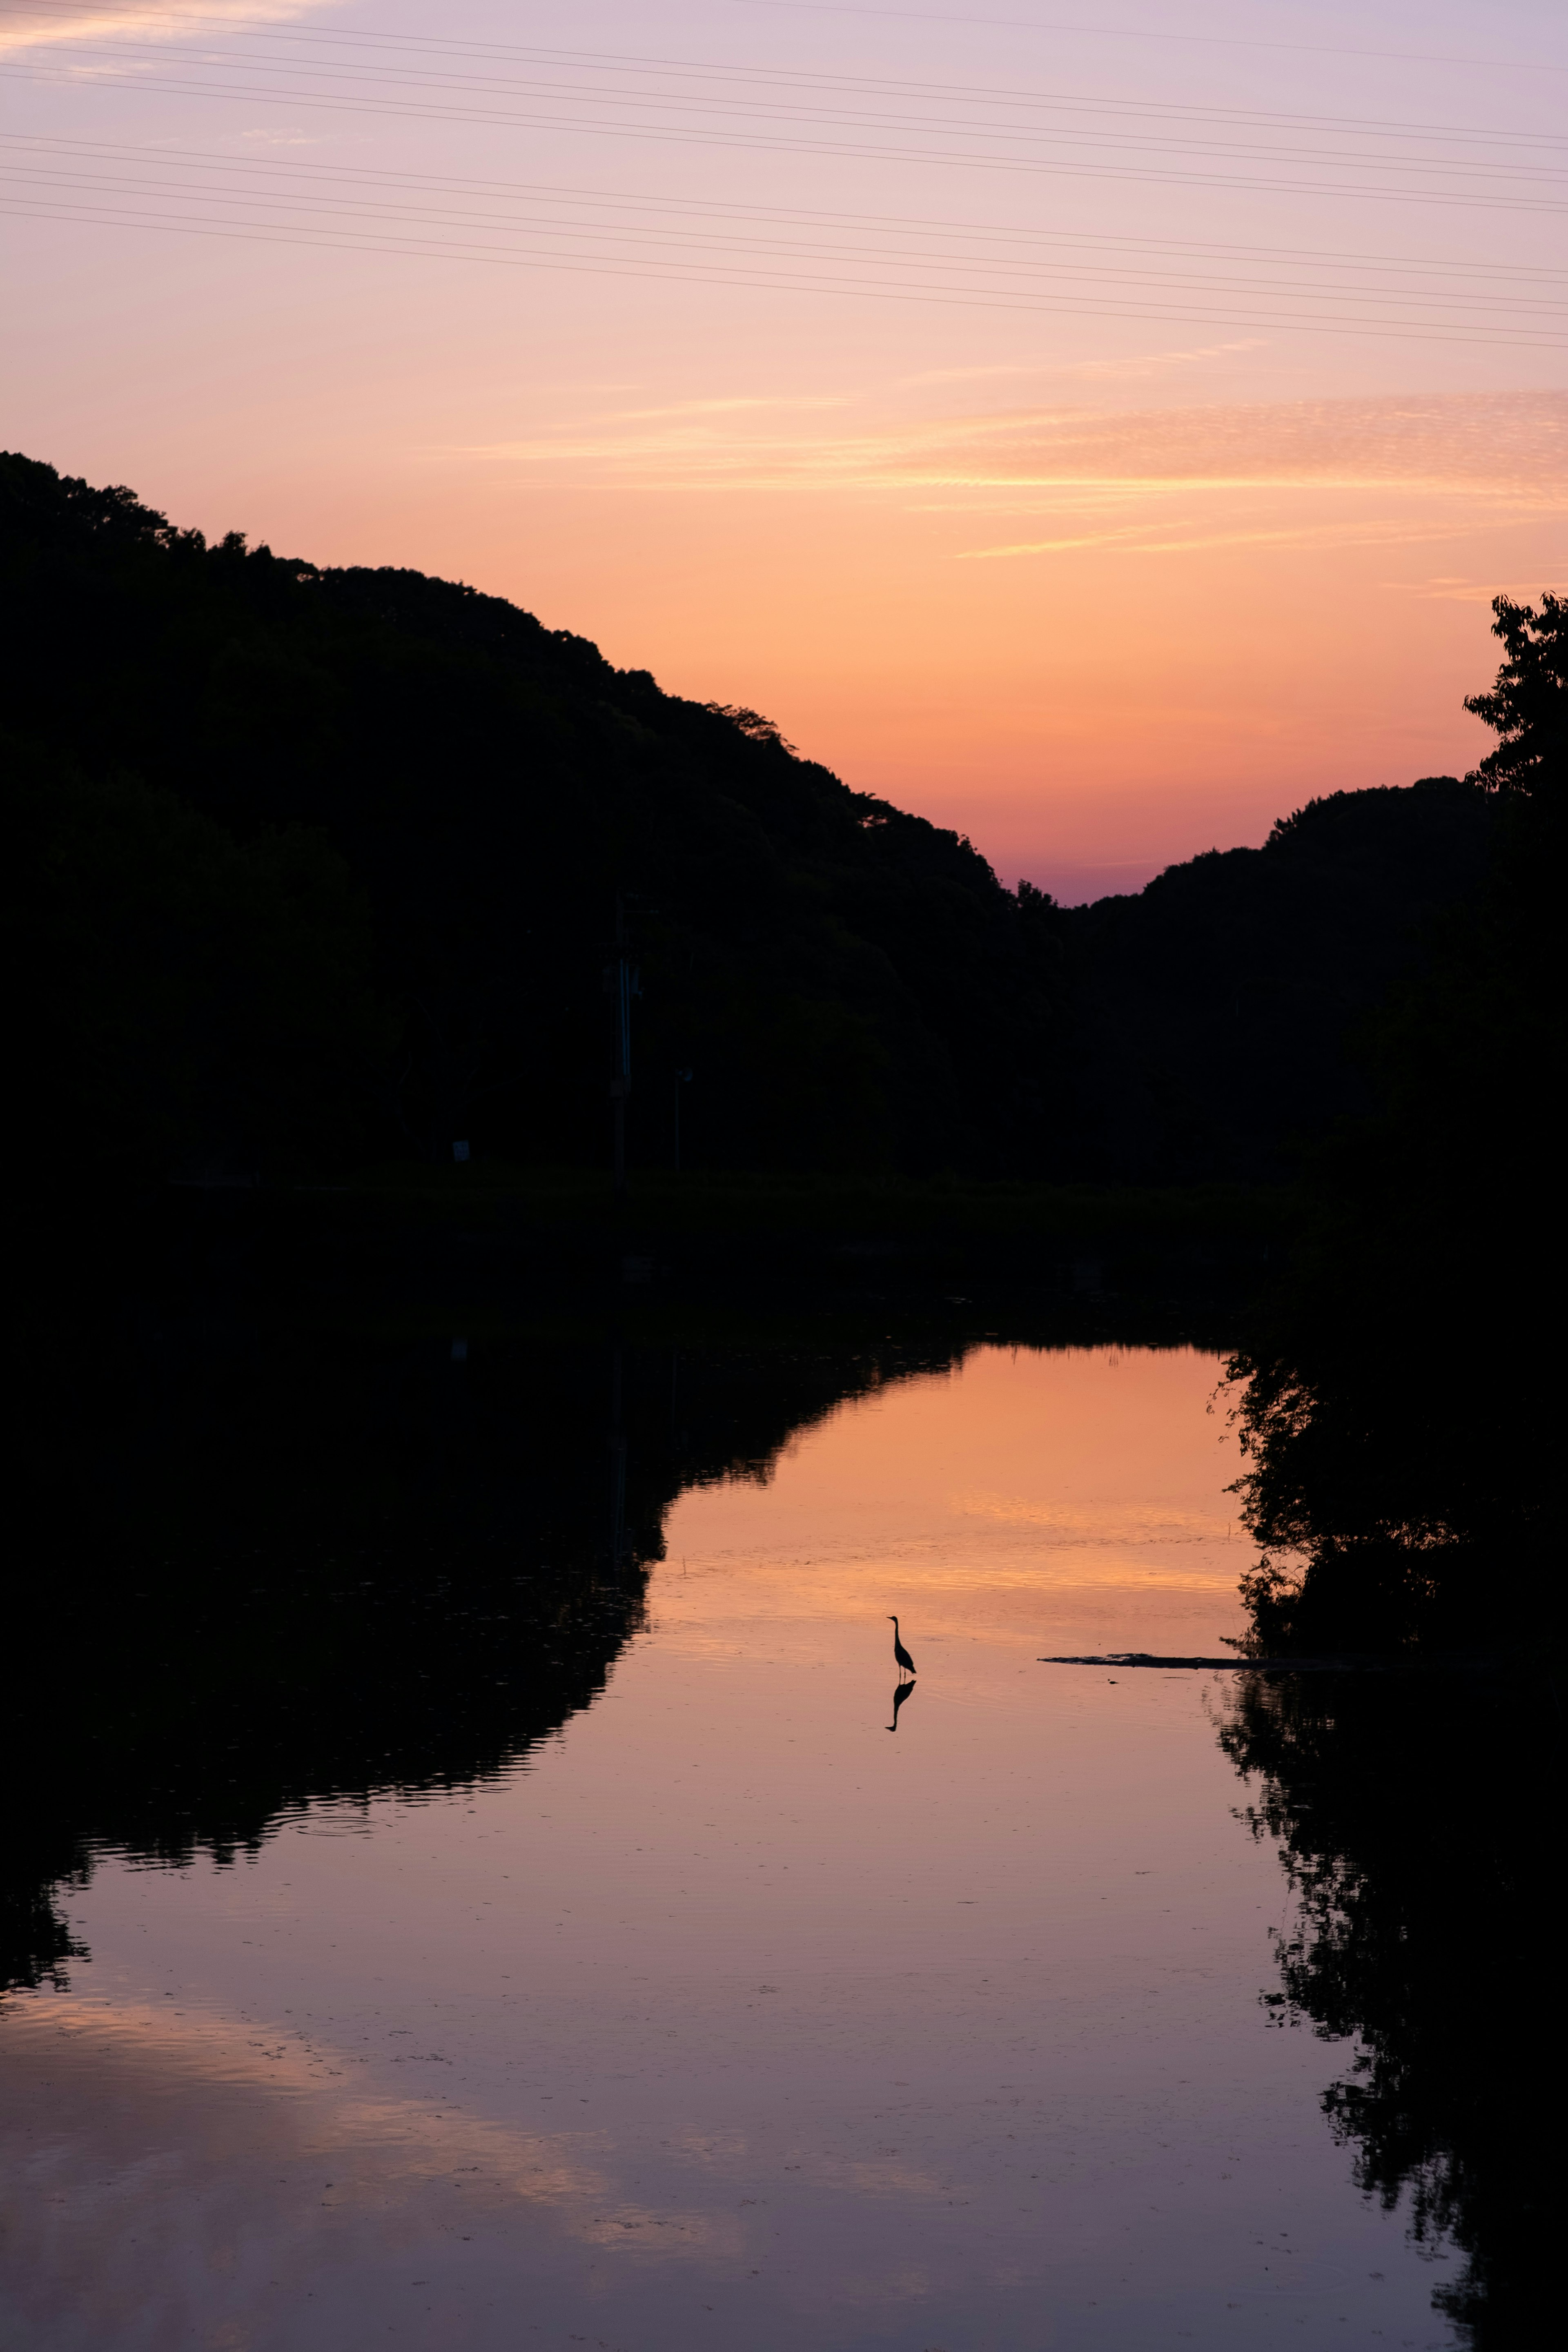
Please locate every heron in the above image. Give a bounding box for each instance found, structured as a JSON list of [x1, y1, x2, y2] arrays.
[[888, 1615, 915, 1679]]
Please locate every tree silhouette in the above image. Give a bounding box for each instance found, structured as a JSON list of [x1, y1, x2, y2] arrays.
[[1462, 593, 1566, 795], [1227, 591, 1563, 1650], [1220, 1667, 1553, 2347]]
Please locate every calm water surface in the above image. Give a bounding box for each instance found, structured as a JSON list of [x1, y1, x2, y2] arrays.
[[3, 1345, 1461, 2348]]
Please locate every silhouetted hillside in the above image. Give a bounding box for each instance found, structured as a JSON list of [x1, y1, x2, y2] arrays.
[[2, 451, 1499, 1185], [1062, 778, 1494, 1180], [1225, 592, 1563, 1652], [2, 452, 1057, 1179], [2, 1298, 972, 1994]]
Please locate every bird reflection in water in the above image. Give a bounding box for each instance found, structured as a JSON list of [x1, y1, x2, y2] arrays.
[[886, 1677, 917, 1732], [886, 1616, 918, 1727]]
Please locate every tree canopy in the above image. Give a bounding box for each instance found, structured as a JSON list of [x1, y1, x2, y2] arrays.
[[1227, 591, 1563, 1651], [1, 450, 1514, 1188], [1461, 592, 1566, 795], [2, 450, 1059, 1179]]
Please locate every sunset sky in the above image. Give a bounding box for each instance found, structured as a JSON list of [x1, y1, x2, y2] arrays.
[[5, 0, 1564, 898]]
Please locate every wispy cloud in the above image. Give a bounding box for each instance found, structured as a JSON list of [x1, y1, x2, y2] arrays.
[[909, 390, 1568, 495], [1056, 339, 1270, 382], [958, 517, 1523, 561], [9, 1994, 722, 2254], [1384, 572, 1565, 601], [902, 341, 1266, 390], [456, 388, 1568, 512], [955, 1491, 1230, 1540], [597, 394, 851, 424], [0, 2, 321, 57]]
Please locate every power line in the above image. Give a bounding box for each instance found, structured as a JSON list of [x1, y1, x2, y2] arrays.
[[2, 12, 1560, 175], [6, 11, 1559, 336], [9, 129, 1558, 284], [731, 0, 1568, 78], [7, 134, 1563, 322], [7, 54, 1563, 216], [6, 149, 1566, 345], [3, 6, 1558, 145]]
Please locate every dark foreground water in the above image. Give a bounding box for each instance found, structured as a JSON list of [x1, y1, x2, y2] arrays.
[[2, 1334, 1517, 2348]]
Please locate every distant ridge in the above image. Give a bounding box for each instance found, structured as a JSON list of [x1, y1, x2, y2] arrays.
[[2, 450, 1493, 1183]]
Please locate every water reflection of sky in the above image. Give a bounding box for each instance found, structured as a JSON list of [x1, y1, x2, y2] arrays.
[[1, 1347, 1459, 2349]]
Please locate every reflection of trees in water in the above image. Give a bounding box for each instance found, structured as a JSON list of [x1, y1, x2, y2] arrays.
[[1218, 1668, 1550, 2349], [3, 1313, 969, 1996], [1222, 1320, 1537, 1654], [1221, 600, 1559, 1659]]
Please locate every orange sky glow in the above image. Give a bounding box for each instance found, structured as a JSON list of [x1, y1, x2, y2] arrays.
[[4, 0, 1564, 895]]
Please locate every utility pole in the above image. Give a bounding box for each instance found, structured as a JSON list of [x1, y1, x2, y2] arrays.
[[608, 894, 639, 1201], [608, 1338, 628, 1572], [673, 1067, 692, 1173]]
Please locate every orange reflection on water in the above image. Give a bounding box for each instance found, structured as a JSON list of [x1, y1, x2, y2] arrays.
[[659, 1342, 1247, 1665], [2, 1343, 1452, 2350]]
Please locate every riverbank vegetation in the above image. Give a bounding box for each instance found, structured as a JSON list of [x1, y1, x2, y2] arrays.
[[1221, 1664, 1551, 2345], [5, 451, 1557, 1653], [4, 449, 1494, 1192], [1227, 593, 1562, 1653]]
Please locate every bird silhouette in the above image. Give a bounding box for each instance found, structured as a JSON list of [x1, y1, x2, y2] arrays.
[[888, 1615, 915, 1679], [886, 1677, 916, 1732]]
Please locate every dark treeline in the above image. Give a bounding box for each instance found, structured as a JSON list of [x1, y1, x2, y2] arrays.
[[4, 452, 1050, 1181], [1061, 777, 1492, 1181], [4, 441, 1554, 2351], [2, 1290, 978, 1998], [1221, 1667, 1554, 2347], [1227, 592, 1563, 1653], [6, 446, 1557, 1631], [2, 452, 1498, 1186]]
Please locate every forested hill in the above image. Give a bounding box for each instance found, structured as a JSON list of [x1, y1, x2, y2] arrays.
[[3, 450, 1056, 1179], [1057, 776, 1492, 1181], [2, 451, 1494, 1185]]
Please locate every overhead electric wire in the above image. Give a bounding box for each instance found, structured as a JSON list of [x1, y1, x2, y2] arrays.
[[7, 0, 1562, 78], [5, 59, 1560, 215], [2, 15, 1563, 213], [4, 6, 1559, 146], [4, 134, 1564, 347], [8, 22, 1559, 158], [3, 7, 1560, 340], [733, 1, 1568, 79], [12, 193, 1561, 345], [10, 129, 1557, 287]]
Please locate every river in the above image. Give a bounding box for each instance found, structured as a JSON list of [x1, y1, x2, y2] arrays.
[[2, 1333, 1483, 2348]]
